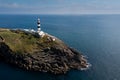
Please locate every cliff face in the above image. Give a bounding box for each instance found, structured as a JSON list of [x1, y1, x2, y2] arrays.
[[0, 29, 89, 74]]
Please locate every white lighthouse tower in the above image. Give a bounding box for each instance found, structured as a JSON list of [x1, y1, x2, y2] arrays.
[[37, 18, 45, 37], [37, 18, 41, 32]]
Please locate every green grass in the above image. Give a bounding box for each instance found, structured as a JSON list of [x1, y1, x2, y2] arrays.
[[0, 29, 58, 54]]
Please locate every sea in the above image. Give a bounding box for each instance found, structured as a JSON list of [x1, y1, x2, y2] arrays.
[[0, 14, 120, 80]]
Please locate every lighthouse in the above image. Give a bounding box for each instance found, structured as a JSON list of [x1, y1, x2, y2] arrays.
[[37, 18, 41, 32], [37, 18, 45, 37]]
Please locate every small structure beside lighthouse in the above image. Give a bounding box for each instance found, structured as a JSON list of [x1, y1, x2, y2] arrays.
[[37, 18, 45, 37], [23, 18, 55, 41], [37, 18, 55, 41]]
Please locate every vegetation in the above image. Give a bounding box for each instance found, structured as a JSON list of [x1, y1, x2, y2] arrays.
[[0, 29, 57, 54], [0, 29, 89, 74]]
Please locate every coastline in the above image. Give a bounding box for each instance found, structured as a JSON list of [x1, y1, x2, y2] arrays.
[[0, 28, 89, 74]]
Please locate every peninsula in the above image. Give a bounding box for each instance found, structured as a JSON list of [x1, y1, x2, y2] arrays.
[[0, 19, 89, 74]]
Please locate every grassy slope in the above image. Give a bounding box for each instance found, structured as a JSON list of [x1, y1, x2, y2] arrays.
[[0, 29, 58, 54]]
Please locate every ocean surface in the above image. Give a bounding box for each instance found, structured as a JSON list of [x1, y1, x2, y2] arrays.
[[0, 14, 120, 80]]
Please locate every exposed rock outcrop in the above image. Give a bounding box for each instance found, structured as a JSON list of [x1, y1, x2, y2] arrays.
[[0, 29, 89, 74]]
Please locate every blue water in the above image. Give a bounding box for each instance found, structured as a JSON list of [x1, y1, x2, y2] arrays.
[[0, 14, 120, 80]]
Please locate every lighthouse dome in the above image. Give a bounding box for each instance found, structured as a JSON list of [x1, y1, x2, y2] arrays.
[[37, 18, 40, 24]]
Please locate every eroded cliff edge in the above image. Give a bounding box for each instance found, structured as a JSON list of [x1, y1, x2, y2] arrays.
[[0, 28, 89, 74]]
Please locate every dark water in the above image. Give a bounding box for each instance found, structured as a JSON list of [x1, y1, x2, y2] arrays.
[[0, 14, 120, 80]]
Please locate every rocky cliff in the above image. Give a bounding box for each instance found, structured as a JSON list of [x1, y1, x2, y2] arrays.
[[0, 28, 89, 74]]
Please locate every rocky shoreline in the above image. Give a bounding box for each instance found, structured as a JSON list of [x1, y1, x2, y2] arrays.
[[0, 29, 89, 74]]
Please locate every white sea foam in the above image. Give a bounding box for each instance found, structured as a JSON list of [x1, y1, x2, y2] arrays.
[[81, 63, 92, 71]]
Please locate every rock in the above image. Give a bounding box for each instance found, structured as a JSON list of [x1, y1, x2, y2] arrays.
[[0, 29, 89, 74]]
